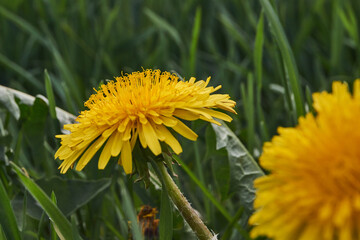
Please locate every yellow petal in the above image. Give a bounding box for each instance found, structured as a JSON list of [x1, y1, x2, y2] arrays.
[[172, 120, 198, 141], [111, 131, 123, 156], [156, 125, 182, 154], [142, 122, 162, 155], [122, 122, 132, 141], [118, 117, 130, 132], [159, 116, 178, 127], [98, 137, 115, 169], [173, 109, 200, 121], [138, 123, 147, 148], [121, 141, 132, 174], [55, 145, 72, 159], [76, 137, 106, 171], [59, 148, 86, 173], [354, 79, 360, 100], [199, 108, 233, 122], [131, 130, 138, 150]]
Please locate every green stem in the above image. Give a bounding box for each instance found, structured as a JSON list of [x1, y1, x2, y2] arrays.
[[156, 162, 214, 240]]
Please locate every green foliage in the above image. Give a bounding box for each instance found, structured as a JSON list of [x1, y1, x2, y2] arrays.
[[0, 0, 360, 239]]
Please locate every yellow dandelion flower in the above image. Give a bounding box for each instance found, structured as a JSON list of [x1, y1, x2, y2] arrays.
[[249, 80, 360, 240], [55, 69, 236, 174]]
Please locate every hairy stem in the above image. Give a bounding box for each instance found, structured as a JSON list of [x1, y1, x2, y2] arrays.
[[156, 161, 214, 240]]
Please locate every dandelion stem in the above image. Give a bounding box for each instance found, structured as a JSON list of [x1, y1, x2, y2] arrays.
[[156, 161, 214, 240]]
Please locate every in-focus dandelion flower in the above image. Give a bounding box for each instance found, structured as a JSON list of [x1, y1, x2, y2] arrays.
[[55, 69, 236, 174], [249, 80, 360, 240]]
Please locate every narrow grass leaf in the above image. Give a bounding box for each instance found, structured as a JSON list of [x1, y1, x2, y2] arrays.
[[0, 179, 21, 240], [330, 0, 344, 74], [254, 12, 264, 90], [338, 4, 358, 46], [218, 12, 251, 55], [240, 74, 255, 154], [0, 225, 8, 240], [144, 8, 182, 48], [0, 5, 46, 44], [189, 7, 202, 75], [159, 175, 173, 240], [50, 192, 58, 240], [0, 53, 42, 90], [11, 162, 81, 240], [44, 69, 57, 119], [221, 207, 246, 240], [260, 0, 304, 120], [118, 179, 143, 240], [254, 12, 269, 141]]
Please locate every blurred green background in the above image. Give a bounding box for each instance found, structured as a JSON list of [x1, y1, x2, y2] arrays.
[[0, 0, 359, 239]]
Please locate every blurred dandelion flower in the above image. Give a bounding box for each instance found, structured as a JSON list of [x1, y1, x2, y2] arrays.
[[137, 205, 159, 239], [250, 80, 360, 240], [55, 69, 236, 174]]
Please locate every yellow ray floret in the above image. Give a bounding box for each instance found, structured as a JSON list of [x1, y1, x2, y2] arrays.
[[250, 80, 360, 240], [55, 69, 236, 174]]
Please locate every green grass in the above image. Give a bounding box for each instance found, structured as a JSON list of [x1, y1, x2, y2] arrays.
[[0, 0, 360, 239]]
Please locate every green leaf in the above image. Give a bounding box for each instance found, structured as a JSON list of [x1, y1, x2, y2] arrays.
[[36, 177, 111, 216], [254, 12, 264, 88], [0, 86, 20, 120], [0, 179, 21, 240], [22, 96, 49, 171], [189, 7, 202, 75], [211, 121, 264, 213], [118, 179, 143, 240], [44, 69, 57, 119], [260, 0, 304, 121], [144, 8, 182, 48], [159, 176, 173, 240], [11, 162, 82, 240], [13, 177, 112, 220]]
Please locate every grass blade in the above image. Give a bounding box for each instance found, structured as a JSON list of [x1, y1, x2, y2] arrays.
[[157, 168, 173, 240], [0, 179, 21, 240], [330, 0, 344, 74], [10, 162, 82, 240], [144, 8, 182, 48], [117, 179, 143, 240], [0, 52, 42, 91], [260, 0, 305, 120], [44, 69, 57, 119], [189, 7, 202, 75], [254, 12, 269, 141]]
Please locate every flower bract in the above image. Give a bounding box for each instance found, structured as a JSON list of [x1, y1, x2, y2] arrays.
[[55, 69, 236, 174], [250, 80, 360, 240]]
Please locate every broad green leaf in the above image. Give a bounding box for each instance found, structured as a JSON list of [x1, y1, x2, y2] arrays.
[[11, 162, 82, 240], [0, 86, 20, 120], [0, 85, 76, 127], [22, 97, 48, 171], [36, 177, 111, 216], [206, 126, 230, 200], [0, 180, 21, 240], [211, 121, 264, 213], [13, 177, 112, 220]]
